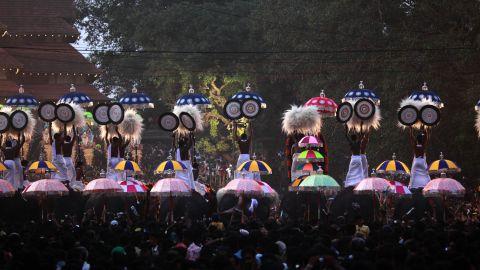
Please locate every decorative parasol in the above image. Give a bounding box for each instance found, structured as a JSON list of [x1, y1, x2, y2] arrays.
[[0, 179, 15, 197], [58, 84, 93, 107], [115, 160, 142, 173], [289, 175, 309, 191], [154, 157, 187, 174], [407, 82, 443, 108], [150, 178, 191, 198], [305, 90, 338, 118], [256, 180, 279, 199], [342, 81, 380, 105], [236, 158, 272, 175], [428, 152, 461, 174], [375, 153, 410, 176], [354, 176, 391, 194], [22, 179, 69, 197], [28, 160, 57, 173], [298, 135, 320, 147], [83, 178, 123, 195], [6, 85, 39, 108], [297, 174, 340, 195], [387, 180, 412, 196], [176, 85, 211, 107], [297, 150, 324, 162], [423, 175, 465, 197], [221, 178, 263, 196], [230, 84, 267, 109], [119, 179, 148, 194], [119, 86, 154, 109], [296, 162, 321, 173]]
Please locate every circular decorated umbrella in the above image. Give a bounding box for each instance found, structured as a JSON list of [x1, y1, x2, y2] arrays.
[[289, 175, 309, 191], [387, 180, 412, 196], [407, 82, 443, 108], [115, 160, 142, 173], [297, 150, 324, 162], [150, 178, 191, 197], [298, 135, 320, 148], [119, 179, 148, 194], [354, 177, 391, 194], [236, 158, 272, 175], [6, 85, 39, 108], [298, 174, 340, 195], [154, 158, 187, 174], [28, 160, 57, 173], [58, 84, 93, 107], [375, 153, 410, 176], [342, 81, 380, 105], [222, 178, 263, 196], [305, 90, 338, 117], [22, 179, 68, 197], [296, 162, 321, 173], [428, 152, 461, 174], [176, 85, 211, 107], [119, 86, 154, 109], [230, 84, 267, 108], [0, 179, 15, 197], [83, 178, 123, 195], [423, 176, 465, 197]]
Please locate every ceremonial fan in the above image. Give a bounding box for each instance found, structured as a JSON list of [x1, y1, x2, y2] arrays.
[[337, 81, 381, 134]]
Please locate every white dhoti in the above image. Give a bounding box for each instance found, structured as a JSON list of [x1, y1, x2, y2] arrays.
[[107, 157, 123, 181], [64, 157, 76, 183], [361, 154, 369, 179], [290, 153, 303, 182], [4, 160, 18, 189], [52, 155, 68, 181], [345, 155, 364, 187], [175, 159, 195, 190], [409, 156, 431, 189], [235, 154, 259, 180], [13, 158, 23, 187]]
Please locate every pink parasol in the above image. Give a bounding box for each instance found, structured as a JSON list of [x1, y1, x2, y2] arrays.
[[256, 180, 279, 199], [22, 179, 69, 197], [423, 177, 465, 197], [305, 90, 338, 118], [388, 181, 412, 196], [222, 178, 263, 196], [119, 179, 148, 194], [150, 178, 191, 198], [83, 178, 123, 195], [354, 177, 391, 194], [0, 179, 15, 197], [298, 136, 320, 147]]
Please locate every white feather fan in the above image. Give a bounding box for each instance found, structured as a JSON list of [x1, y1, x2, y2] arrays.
[[0, 106, 37, 140], [397, 98, 436, 130], [53, 102, 86, 133], [173, 105, 204, 135], [282, 105, 322, 135], [119, 109, 144, 144], [346, 100, 381, 133]]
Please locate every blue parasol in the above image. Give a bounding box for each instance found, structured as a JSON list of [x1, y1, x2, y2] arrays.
[[407, 82, 443, 108], [342, 81, 380, 105], [6, 85, 38, 108], [176, 85, 211, 107], [119, 86, 154, 109], [230, 84, 266, 108], [58, 84, 93, 107]]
